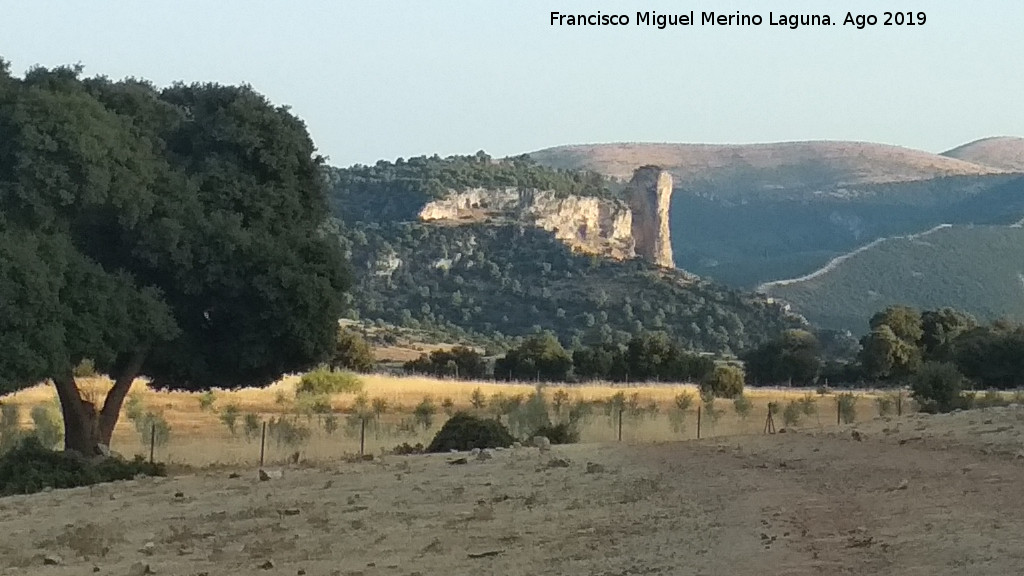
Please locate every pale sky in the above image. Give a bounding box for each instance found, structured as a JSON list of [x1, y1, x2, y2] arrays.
[[2, 0, 1022, 167]]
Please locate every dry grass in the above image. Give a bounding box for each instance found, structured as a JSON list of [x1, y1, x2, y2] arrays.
[[1, 375, 892, 467]]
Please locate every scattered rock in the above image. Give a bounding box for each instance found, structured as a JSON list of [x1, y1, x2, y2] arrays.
[[279, 508, 301, 516], [259, 560, 275, 570], [778, 428, 787, 434], [469, 448, 481, 456], [894, 479, 909, 491], [448, 457, 468, 465], [258, 469, 283, 481], [43, 554, 63, 566], [228, 472, 241, 479], [585, 462, 605, 474], [547, 457, 570, 468], [512, 442, 523, 449], [851, 430, 864, 442], [127, 562, 154, 576], [361, 454, 374, 461], [476, 449, 493, 461], [533, 436, 551, 452], [173, 491, 184, 499], [467, 550, 504, 559], [140, 541, 156, 555]]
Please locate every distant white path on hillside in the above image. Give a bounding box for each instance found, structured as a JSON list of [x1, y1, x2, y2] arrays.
[[756, 223, 953, 292]]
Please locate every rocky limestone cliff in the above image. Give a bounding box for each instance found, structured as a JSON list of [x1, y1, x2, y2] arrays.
[[419, 167, 675, 268], [626, 166, 675, 268], [419, 188, 636, 260]]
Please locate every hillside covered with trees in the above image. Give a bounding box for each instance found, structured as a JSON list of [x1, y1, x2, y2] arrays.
[[327, 155, 804, 355]]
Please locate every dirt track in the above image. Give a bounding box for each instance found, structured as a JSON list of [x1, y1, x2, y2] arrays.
[[2, 407, 1024, 575]]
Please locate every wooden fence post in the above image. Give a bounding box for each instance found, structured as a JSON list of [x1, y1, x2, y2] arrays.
[[259, 421, 267, 467], [697, 405, 702, 440]]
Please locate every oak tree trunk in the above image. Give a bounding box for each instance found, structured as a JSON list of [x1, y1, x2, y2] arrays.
[[52, 371, 102, 455]]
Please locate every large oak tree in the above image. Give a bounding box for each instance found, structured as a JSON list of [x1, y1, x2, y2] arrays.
[[0, 59, 349, 454]]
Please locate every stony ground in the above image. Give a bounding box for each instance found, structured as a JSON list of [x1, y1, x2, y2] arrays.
[[3, 406, 1024, 575]]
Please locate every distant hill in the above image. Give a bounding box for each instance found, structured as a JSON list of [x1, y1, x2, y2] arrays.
[[325, 155, 803, 354], [530, 140, 1024, 289], [763, 225, 1024, 333], [942, 137, 1024, 172], [530, 141, 1006, 199]]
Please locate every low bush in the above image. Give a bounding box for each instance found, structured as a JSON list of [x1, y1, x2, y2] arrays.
[[426, 412, 515, 452], [0, 436, 165, 496], [732, 395, 753, 419], [700, 365, 745, 399], [532, 422, 579, 444], [782, 400, 803, 427], [836, 393, 858, 424], [390, 442, 425, 455], [296, 368, 364, 396]]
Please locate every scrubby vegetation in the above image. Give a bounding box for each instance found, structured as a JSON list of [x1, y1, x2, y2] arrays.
[[425, 412, 515, 452], [296, 369, 364, 396], [0, 436, 165, 496]]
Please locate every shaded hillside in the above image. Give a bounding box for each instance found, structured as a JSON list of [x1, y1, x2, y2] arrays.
[[326, 155, 803, 354], [531, 140, 1024, 288], [672, 174, 1024, 286], [942, 137, 1024, 172], [530, 141, 1005, 200], [764, 225, 1024, 333]]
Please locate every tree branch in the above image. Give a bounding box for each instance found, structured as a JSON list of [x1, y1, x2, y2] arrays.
[[99, 348, 148, 441]]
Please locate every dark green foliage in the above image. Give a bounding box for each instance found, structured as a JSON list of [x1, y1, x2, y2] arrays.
[[404, 346, 487, 379], [700, 365, 745, 399], [0, 63, 350, 452], [911, 361, 966, 413], [331, 328, 375, 373], [0, 436, 165, 496], [532, 422, 579, 444], [743, 329, 822, 386], [495, 333, 572, 381], [328, 153, 615, 223], [296, 369, 363, 395], [328, 156, 802, 356], [765, 222, 1024, 332], [426, 412, 515, 452], [670, 174, 1024, 291], [389, 442, 425, 455], [836, 393, 858, 423], [573, 332, 714, 383]]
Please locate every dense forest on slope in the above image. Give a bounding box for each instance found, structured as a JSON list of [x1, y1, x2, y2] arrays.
[[327, 156, 803, 354], [671, 175, 1024, 287], [766, 226, 1024, 333]]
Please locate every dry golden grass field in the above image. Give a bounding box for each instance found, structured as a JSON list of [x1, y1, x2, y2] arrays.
[[2, 375, 893, 467], [2, 384, 1024, 575]]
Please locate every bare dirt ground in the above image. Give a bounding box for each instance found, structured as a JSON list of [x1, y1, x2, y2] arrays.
[[3, 407, 1024, 575]]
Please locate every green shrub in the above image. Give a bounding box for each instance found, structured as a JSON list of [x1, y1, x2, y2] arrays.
[[30, 403, 63, 450], [133, 411, 171, 447], [732, 395, 753, 419], [911, 361, 964, 413], [243, 413, 262, 441], [0, 403, 23, 452], [441, 397, 455, 416], [413, 397, 437, 429], [700, 365, 745, 399], [674, 392, 694, 412], [426, 412, 515, 452], [552, 390, 570, 415], [220, 403, 240, 436], [782, 400, 803, 427], [507, 386, 552, 438], [875, 394, 895, 416], [198, 390, 217, 412], [73, 358, 98, 378], [532, 422, 579, 444], [470, 388, 487, 410], [390, 442, 425, 455], [0, 436, 165, 496], [798, 393, 818, 416], [296, 368, 364, 396], [268, 416, 311, 448], [836, 393, 858, 424]]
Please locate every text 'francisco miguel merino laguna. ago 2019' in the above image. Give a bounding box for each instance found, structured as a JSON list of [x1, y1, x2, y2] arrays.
[[550, 11, 928, 30]]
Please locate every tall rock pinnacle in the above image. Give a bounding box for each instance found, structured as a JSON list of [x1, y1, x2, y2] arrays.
[[626, 166, 675, 268]]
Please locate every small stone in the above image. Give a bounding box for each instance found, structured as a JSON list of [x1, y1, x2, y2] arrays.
[[258, 469, 282, 481], [298, 570, 306, 575], [259, 559, 275, 570], [43, 554, 63, 565], [585, 462, 605, 474], [547, 457, 570, 468], [173, 491, 184, 499], [533, 436, 551, 452], [895, 479, 909, 491], [141, 541, 156, 555], [512, 441, 523, 449], [280, 508, 301, 516], [851, 430, 864, 442], [448, 457, 468, 465], [476, 449, 493, 461], [469, 448, 481, 456], [228, 472, 241, 479], [127, 562, 154, 576]]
